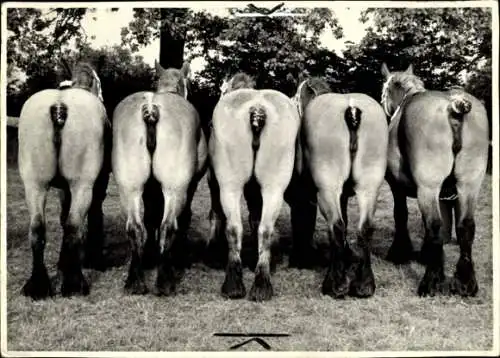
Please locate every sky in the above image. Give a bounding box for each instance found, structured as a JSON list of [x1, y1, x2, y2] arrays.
[[80, 6, 369, 74]]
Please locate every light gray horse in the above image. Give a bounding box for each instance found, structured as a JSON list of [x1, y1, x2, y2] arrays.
[[381, 63, 489, 297], [112, 60, 207, 295], [208, 72, 300, 301], [293, 76, 388, 298], [18, 62, 108, 299]]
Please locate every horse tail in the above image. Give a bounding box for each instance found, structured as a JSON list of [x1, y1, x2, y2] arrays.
[[141, 101, 160, 155], [249, 104, 267, 150], [49, 102, 68, 155], [447, 93, 471, 155], [439, 93, 472, 201], [344, 98, 362, 161]]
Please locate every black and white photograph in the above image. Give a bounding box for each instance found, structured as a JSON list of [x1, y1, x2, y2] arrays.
[[1, 1, 498, 355]]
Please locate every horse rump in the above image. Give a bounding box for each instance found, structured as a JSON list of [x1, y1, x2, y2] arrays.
[[141, 102, 160, 154]]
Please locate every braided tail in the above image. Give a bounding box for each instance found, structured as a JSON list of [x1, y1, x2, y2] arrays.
[[344, 98, 362, 160], [448, 93, 472, 155], [249, 105, 267, 150], [49, 102, 68, 156], [141, 102, 160, 154]]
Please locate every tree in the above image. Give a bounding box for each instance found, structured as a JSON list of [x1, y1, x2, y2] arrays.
[[342, 8, 492, 108], [122, 7, 345, 128]]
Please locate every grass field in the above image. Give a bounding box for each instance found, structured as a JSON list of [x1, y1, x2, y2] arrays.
[[4, 161, 495, 352]]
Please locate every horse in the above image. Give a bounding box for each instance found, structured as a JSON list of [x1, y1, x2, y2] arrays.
[[292, 76, 388, 298], [18, 62, 110, 299], [208, 72, 300, 301], [112, 60, 207, 296], [380, 63, 489, 297]]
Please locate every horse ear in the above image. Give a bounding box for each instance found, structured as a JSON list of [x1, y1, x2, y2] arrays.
[[180, 61, 191, 78], [155, 59, 165, 74], [405, 64, 414, 75], [381, 62, 391, 78]]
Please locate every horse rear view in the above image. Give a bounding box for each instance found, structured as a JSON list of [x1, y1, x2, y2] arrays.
[[209, 73, 300, 301], [18, 62, 108, 299], [381, 64, 489, 297], [112, 61, 207, 295], [293, 77, 388, 298]]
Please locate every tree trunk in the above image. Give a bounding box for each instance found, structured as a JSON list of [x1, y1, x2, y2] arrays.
[[159, 8, 187, 69]]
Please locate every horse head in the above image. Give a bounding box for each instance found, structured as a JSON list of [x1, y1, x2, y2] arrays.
[[219, 72, 256, 99], [380, 63, 425, 117], [155, 60, 191, 99], [292, 75, 331, 118], [71, 62, 104, 102]]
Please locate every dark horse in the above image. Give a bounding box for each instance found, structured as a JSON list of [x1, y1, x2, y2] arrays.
[[381, 63, 489, 297], [112, 61, 207, 295], [292, 76, 388, 298], [208, 72, 300, 301], [18, 62, 110, 299]]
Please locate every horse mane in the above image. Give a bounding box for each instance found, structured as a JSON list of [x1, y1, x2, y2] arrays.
[[383, 71, 426, 99], [305, 77, 332, 95], [227, 72, 256, 91]]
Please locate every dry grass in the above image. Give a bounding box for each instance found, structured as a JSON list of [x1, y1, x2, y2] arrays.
[[4, 162, 494, 352]]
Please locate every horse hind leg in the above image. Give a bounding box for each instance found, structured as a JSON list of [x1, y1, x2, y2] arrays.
[[416, 185, 447, 297], [123, 189, 148, 295], [319, 186, 351, 299], [170, 174, 203, 270], [243, 178, 262, 271], [204, 167, 228, 269], [83, 164, 111, 271], [287, 171, 318, 269], [141, 177, 163, 270], [58, 181, 95, 296], [220, 185, 246, 299], [156, 189, 187, 296], [248, 186, 285, 301], [450, 181, 481, 297], [386, 184, 414, 265], [21, 182, 53, 299], [348, 186, 378, 298]]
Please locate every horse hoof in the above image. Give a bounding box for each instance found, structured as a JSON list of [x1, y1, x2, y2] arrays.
[[155, 281, 176, 296], [61, 273, 90, 297], [450, 276, 478, 297], [386, 237, 414, 265], [22, 270, 54, 300], [248, 268, 273, 302], [450, 259, 478, 297], [322, 271, 349, 299], [349, 267, 376, 298], [417, 269, 445, 297], [155, 266, 177, 296], [124, 278, 148, 295], [221, 261, 246, 299]]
